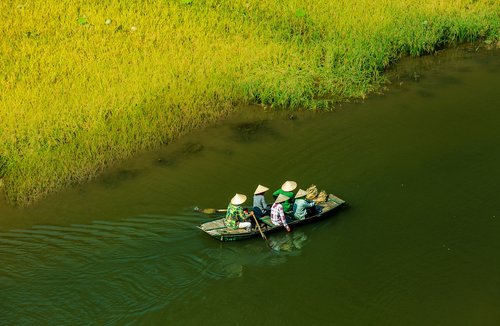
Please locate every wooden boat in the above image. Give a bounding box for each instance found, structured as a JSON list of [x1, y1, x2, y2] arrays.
[[198, 194, 346, 242]]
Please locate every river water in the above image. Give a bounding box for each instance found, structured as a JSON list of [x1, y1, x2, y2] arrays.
[[1, 45, 499, 325]]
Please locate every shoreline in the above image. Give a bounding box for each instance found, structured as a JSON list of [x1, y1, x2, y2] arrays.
[[1, 0, 499, 206]]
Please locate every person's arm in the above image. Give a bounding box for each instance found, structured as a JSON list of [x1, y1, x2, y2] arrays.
[[279, 206, 291, 232], [236, 206, 248, 221]]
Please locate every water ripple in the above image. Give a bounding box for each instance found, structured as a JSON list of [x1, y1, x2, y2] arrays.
[[0, 214, 308, 325]]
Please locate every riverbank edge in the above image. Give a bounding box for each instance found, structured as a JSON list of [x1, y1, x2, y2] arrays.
[[2, 35, 499, 206], [2, 41, 499, 207]]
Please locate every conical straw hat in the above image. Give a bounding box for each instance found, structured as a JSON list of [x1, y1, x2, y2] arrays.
[[274, 193, 290, 204], [230, 193, 247, 205], [281, 180, 297, 192], [254, 184, 269, 194], [295, 189, 307, 198]]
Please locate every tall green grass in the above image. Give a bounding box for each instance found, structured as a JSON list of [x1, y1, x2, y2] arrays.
[[1, 0, 498, 205]]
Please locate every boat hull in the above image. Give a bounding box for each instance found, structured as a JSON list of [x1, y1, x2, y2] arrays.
[[198, 194, 346, 242]]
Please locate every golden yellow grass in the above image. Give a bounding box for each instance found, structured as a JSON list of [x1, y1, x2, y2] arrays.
[[0, 0, 498, 205]]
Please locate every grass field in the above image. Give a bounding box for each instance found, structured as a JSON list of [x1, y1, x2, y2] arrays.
[[1, 0, 499, 205]]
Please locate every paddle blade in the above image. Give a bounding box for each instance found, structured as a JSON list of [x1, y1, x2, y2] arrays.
[[195, 207, 227, 215]]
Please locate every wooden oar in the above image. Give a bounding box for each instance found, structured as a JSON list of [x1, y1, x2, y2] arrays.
[[250, 211, 269, 245], [195, 208, 227, 215]]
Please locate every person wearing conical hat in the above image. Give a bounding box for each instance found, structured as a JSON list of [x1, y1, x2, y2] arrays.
[[224, 193, 252, 231], [252, 184, 269, 218], [270, 194, 291, 232], [293, 189, 316, 220], [272, 180, 297, 214]]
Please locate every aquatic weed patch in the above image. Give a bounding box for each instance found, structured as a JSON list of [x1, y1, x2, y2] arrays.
[[0, 0, 498, 204], [231, 120, 270, 143]]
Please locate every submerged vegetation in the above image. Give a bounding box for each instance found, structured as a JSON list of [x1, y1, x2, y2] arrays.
[[0, 0, 499, 205]]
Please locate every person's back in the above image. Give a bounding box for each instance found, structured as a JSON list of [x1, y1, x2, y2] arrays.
[[270, 194, 291, 232], [225, 203, 242, 229], [252, 184, 269, 218], [293, 198, 314, 220], [224, 193, 252, 231], [272, 180, 297, 213], [293, 189, 316, 220]]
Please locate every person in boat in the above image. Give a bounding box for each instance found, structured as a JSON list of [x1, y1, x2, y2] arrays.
[[252, 184, 269, 219], [272, 180, 297, 214], [293, 189, 316, 220], [270, 194, 291, 232], [225, 193, 252, 231]]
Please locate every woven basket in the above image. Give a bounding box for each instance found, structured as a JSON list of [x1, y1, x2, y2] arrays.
[[306, 184, 318, 200]]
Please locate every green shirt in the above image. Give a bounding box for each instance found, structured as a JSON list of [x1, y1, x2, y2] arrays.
[[272, 189, 294, 213], [224, 203, 247, 230]]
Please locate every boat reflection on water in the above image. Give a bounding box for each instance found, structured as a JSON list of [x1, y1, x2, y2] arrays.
[[202, 231, 309, 278], [268, 231, 308, 252]]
